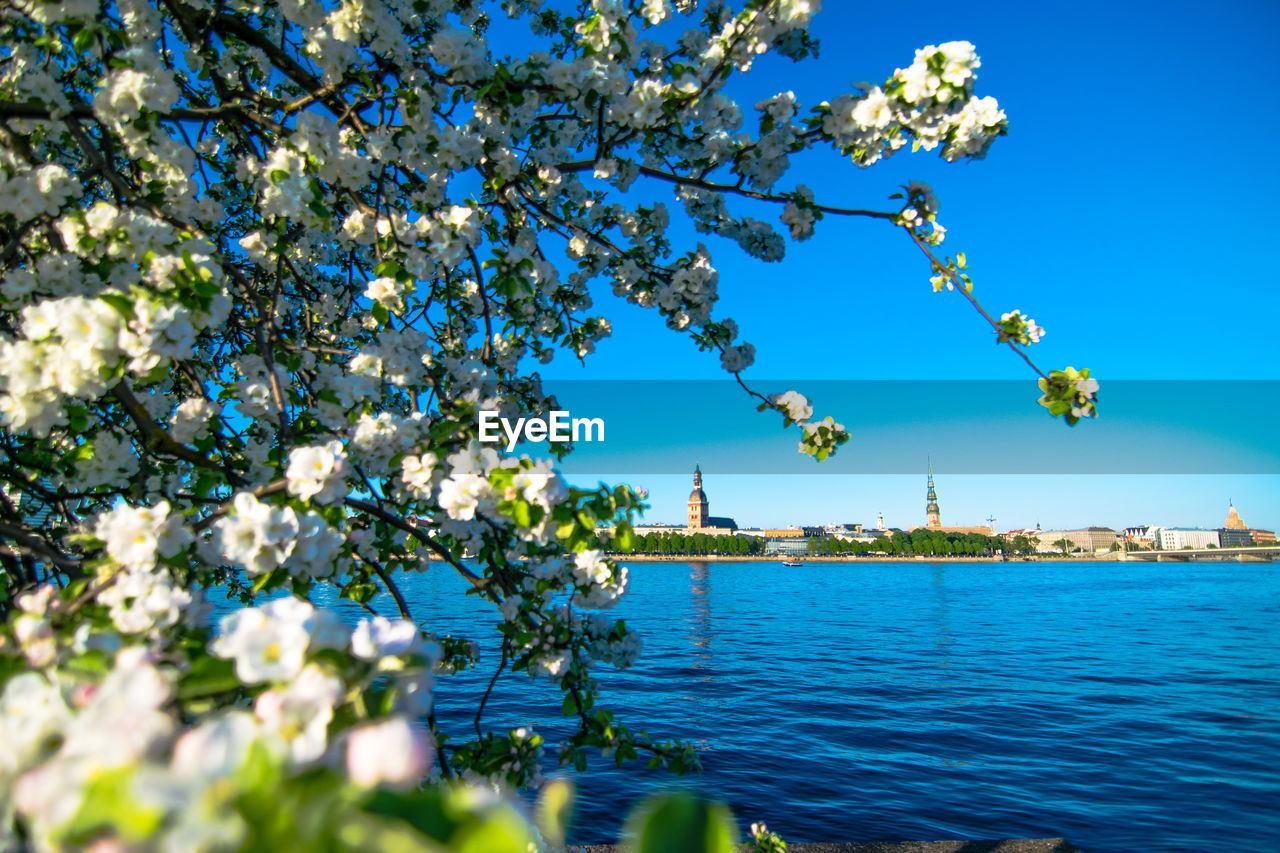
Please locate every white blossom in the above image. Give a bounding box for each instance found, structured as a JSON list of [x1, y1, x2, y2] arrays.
[[286, 440, 349, 504], [351, 616, 420, 660], [211, 597, 319, 684], [771, 390, 813, 422], [346, 717, 431, 789]]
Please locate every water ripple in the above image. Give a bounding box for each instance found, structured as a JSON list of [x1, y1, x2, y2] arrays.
[[354, 560, 1278, 851]]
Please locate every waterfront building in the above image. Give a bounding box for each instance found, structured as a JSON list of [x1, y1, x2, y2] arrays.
[[1158, 527, 1221, 550], [1250, 528, 1276, 543], [1219, 527, 1253, 547], [1036, 527, 1119, 553], [764, 538, 810, 556], [684, 465, 737, 532], [632, 523, 686, 536], [737, 527, 806, 540], [1120, 525, 1159, 550], [1001, 528, 1043, 545]]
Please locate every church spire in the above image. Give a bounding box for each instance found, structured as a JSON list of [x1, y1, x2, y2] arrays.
[[687, 464, 708, 529], [925, 458, 941, 529]]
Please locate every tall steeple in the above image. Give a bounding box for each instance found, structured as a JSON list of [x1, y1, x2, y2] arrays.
[[925, 458, 941, 529], [687, 464, 708, 529]]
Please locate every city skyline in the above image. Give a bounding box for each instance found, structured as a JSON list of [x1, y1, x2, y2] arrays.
[[605, 469, 1277, 533]]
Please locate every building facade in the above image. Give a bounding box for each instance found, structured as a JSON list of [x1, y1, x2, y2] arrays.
[[1219, 527, 1254, 547], [1121, 525, 1156, 548], [1037, 527, 1118, 553], [1158, 528, 1221, 550]]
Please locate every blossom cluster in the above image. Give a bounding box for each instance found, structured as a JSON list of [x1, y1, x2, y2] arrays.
[[1, 591, 441, 850], [769, 390, 850, 460], [821, 41, 1008, 167], [208, 493, 348, 581], [1038, 367, 1100, 425], [997, 310, 1045, 345]]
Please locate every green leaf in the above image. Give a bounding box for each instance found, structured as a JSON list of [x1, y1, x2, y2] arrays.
[[62, 650, 109, 679], [62, 766, 165, 844], [453, 809, 535, 853], [536, 779, 574, 848], [335, 812, 444, 853], [252, 569, 287, 593], [624, 792, 737, 853], [73, 27, 96, 52], [347, 582, 378, 604], [177, 655, 241, 700], [99, 292, 134, 318], [66, 405, 89, 433], [614, 524, 634, 552]]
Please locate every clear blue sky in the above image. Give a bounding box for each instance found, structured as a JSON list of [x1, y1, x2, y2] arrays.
[[535, 0, 1280, 531]]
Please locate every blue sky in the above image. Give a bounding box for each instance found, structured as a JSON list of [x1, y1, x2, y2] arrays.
[[536, 0, 1280, 531]]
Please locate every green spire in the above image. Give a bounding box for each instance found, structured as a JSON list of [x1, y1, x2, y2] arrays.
[[926, 458, 939, 518]]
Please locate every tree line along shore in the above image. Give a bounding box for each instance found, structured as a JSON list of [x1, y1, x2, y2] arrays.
[[601, 529, 1040, 558]]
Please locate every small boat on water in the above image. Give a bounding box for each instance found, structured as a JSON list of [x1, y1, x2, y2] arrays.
[[781, 559, 805, 567]]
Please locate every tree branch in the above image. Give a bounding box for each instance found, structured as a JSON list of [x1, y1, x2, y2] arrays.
[[343, 498, 488, 590]]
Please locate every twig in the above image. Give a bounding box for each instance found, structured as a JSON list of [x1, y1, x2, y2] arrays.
[[343, 498, 487, 590], [474, 643, 508, 738]]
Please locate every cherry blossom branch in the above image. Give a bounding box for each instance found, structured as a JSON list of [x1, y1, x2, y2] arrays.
[[474, 643, 508, 738], [111, 383, 247, 483], [903, 228, 1049, 380], [190, 480, 288, 532], [343, 497, 488, 591], [369, 561, 412, 622], [554, 160, 899, 220], [0, 521, 82, 572]]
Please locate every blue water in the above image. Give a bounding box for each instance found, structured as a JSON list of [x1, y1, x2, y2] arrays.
[[335, 560, 1279, 851]]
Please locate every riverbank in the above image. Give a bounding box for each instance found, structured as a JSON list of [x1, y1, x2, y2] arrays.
[[570, 840, 1084, 853], [613, 554, 1086, 563], [611, 552, 1273, 563]]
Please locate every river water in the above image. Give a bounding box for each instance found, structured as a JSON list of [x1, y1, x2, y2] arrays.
[[353, 559, 1278, 851]]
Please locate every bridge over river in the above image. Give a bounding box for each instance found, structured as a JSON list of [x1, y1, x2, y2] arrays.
[[1120, 545, 1278, 562]]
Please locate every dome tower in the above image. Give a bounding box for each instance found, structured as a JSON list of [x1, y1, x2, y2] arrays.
[[687, 464, 709, 529]]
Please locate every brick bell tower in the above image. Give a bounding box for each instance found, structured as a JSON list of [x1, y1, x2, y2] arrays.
[[687, 464, 709, 529]]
